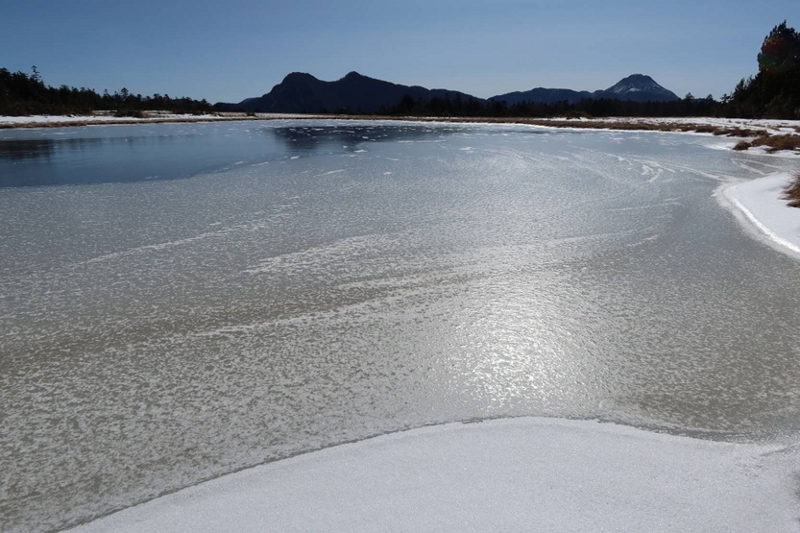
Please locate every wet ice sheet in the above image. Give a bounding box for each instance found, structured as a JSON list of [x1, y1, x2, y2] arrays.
[[3, 122, 800, 532], [67, 417, 800, 533]]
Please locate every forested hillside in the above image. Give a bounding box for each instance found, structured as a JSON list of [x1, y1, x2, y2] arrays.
[[0, 67, 212, 116], [727, 21, 800, 118]]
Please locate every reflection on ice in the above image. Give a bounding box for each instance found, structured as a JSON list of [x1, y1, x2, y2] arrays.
[[266, 124, 463, 153]]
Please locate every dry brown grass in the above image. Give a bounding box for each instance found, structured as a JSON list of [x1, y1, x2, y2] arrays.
[[750, 134, 800, 153], [732, 140, 752, 151], [782, 172, 800, 208], [713, 127, 760, 137]]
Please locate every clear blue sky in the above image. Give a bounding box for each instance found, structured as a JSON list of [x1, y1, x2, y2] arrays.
[[1, 0, 796, 103]]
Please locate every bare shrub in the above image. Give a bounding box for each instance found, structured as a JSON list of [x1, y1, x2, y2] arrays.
[[782, 172, 800, 208], [751, 134, 800, 153]]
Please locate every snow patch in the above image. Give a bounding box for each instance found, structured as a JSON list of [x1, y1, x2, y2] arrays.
[[720, 173, 800, 258], [67, 417, 800, 533], [0, 113, 317, 127]]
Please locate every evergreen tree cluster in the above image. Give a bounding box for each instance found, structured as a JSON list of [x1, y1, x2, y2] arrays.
[[728, 21, 800, 118], [379, 93, 721, 119], [0, 67, 213, 116]]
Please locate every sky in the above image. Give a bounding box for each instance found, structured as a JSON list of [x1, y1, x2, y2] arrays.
[[1, 0, 797, 104]]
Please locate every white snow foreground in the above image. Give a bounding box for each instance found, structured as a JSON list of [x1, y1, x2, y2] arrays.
[[67, 417, 799, 533], [721, 173, 800, 258]]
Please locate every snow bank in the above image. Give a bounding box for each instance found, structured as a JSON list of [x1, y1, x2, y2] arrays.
[[582, 116, 800, 135], [67, 417, 799, 533], [721, 173, 800, 258], [0, 113, 314, 126], [0, 114, 213, 125], [2, 115, 798, 134]]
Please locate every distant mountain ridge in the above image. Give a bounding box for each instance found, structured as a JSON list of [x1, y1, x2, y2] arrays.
[[221, 72, 680, 113], [489, 74, 680, 105], [231, 71, 478, 113]]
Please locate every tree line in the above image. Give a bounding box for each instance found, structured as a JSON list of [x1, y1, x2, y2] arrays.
[[0, 66, 213, 116], [376, 92, 722, 119], [725, 21, 799, 118]]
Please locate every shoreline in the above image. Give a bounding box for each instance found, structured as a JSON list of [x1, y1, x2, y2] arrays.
[[0, 113, 323, 129], [2, 113, 799, 153]]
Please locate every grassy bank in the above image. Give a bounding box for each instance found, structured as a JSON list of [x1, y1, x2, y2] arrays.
[[733, 134, 800, 153]]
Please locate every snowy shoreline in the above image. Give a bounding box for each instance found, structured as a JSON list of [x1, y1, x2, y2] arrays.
[[0, 112, 320, 129], [719, 173, 800, 259], [1, 113, 798, 133], [66, 417, 799, 533]]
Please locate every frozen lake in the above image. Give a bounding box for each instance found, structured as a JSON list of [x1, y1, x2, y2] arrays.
[[1, 120, 799, 532]]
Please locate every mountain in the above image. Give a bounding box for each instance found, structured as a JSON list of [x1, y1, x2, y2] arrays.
[[600, 74, 680, 102], [490, 74, 680, 105], [488, 88, 594, 106], [220, 72, 681, 113], [228, 71, 482, 113]]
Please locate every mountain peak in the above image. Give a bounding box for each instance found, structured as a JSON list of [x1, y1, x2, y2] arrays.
[[342, 71, 365, 80], [604, 74, 677, 100], [620, 73, 654, 82], [282, 72, 317, 84], [235, 70, 479, 113]]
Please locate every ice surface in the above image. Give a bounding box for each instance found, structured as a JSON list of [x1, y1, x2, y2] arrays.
[[5, 121, 800, 532], [67, 417, 799, 533]]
